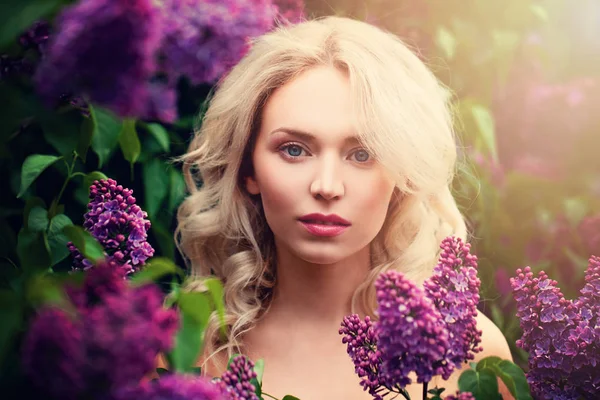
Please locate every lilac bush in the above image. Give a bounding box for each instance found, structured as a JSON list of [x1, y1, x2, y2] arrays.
[[114, 374, 223, 400], [34, 0, 163, 117], [22, 261, 179, 399], [511, 255, 600, 399], [68, 178, 154, 274], [340, 236, 481, 399], [159, 0, 276, 86]]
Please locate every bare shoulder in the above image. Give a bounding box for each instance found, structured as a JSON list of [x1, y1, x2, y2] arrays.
[[433, 312, 515, 399], [474, 312, 513, 362]]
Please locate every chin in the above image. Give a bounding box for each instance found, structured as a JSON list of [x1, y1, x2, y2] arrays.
[[292, 243, 355, 265]]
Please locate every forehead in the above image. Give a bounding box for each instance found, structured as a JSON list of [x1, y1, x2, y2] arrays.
[[259, 65, 360, 143]]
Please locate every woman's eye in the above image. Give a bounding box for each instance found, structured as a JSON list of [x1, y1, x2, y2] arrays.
[[280, 144, 306, 158], [352, 149, 371, 163]]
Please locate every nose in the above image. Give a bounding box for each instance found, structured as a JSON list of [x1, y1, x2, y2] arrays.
[[309, 155, 345, 200]]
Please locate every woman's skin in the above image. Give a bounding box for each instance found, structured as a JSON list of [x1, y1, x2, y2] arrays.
[[181, 65, 515, 399]]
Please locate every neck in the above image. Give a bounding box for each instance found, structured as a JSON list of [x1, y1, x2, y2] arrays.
[[266, 242, 372, 329]]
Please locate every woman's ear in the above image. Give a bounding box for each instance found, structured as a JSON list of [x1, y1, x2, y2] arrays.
[[245, 175, 260, 195]]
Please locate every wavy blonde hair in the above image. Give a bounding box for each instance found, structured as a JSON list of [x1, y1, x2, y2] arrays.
[[176, 16, 468, 372]]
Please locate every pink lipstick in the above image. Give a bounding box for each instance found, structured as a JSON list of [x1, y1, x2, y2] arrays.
[[298, 213, 351, 237]]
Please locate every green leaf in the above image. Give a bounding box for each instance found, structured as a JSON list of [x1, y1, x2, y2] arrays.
[[40, 110, 83, 158], [167, 308, 204, 373], [168, 167, 186, 212], [471, 104, 498, 163], [130, 257, 183, 286], [25, 273, 70, 308], [282, 396, 301, 400], [436, 26, 457, 60], [83, 171, 109, 191], [476, 356, 532, 400], [47, 214, 74, 266], [178, 291, 213, 326], [152, 221, 175, 261], [251, 358, 265, 397], [16, 228, 51, 272], [17, 154, 62, 198], [143, 158, 169, 219], [22, 197, 45, 230], [119, 118, 141, 165], [204, 277, 227, 337], [90, 105, 122, 167], [458, 368, 501, 400], [62, 225, 104, 263], [27, 206, 49, 233], [146, 123, 171, 152], [156, 367, 170, 376], [0, 0, 62, 49], [78, 112, 95, 162]]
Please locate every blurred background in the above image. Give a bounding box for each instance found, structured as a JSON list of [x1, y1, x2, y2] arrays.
[[1, 0, 599, 374]]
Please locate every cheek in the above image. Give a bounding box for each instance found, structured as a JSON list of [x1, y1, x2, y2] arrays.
[[254, 158, 301, 213]]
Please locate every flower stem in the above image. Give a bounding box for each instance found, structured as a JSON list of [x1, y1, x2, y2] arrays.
[[423, 382, 428, 400], [262, 392, 280, 400]]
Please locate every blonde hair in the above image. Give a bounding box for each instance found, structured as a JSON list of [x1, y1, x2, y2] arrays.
[[176, 16, 467, 372]]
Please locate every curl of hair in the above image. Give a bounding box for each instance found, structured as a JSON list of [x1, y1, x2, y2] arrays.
[[175, 16, 468, 374]]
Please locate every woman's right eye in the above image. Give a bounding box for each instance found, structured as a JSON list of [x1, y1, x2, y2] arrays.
[[279, 143, 307, 158]]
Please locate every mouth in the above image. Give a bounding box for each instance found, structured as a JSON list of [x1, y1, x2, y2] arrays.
[[297, 213, 351, 226], [297, 214, 351, 237]]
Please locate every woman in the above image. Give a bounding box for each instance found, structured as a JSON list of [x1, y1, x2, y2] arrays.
[[175, 16, 513, 399]]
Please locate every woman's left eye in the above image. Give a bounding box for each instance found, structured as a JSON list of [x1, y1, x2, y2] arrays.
[[351, 149, 371, 163]]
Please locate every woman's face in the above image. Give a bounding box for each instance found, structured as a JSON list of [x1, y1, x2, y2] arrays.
[[246, 65, 396, 265]]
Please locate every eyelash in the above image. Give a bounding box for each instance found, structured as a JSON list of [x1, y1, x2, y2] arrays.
[[277, 142, 372, 163]]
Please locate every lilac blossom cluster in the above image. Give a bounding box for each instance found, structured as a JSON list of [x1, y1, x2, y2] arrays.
[[339, 315, 383, 399], [114, 374, 223, 400], [511, 255, 600, 399], [443, 392, 475, 400], [423, 239, 483, 376], [340, 236, 482, 399], [159, 0, 276, 87], [30, 0, 305, 120], [21, 261, 179, 400], [34, 0, 163, 117], [217, 355, 260, 400], [68, 178, 154, 274], [376, 271, 450, 387]]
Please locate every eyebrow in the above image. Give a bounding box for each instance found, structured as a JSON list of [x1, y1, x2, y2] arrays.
[[269, 127, 360, 145]]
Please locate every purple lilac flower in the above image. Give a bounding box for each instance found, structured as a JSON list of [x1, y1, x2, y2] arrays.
[[158, 0, 276, 86], [34, 0, 163, 117], [143, 81, 178, 123], [423, 237, 483, 379], [273, 0, 305, 25], [375, 270, 451, 387], [443, 392, 475, 400], [18, 20, 52, 53], [218, 355, 259, 400], [68, 178, 154, 274], [21, 308, 86, 399], [22, 261, 179, 399], [339, 314, 384, 399], [113, 374, 223, 400], [511, 256, 600, 399]]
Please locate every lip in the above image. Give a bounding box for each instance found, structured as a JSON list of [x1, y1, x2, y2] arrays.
[[298, 213, 351, 225], [298, 213, 351, 237]]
